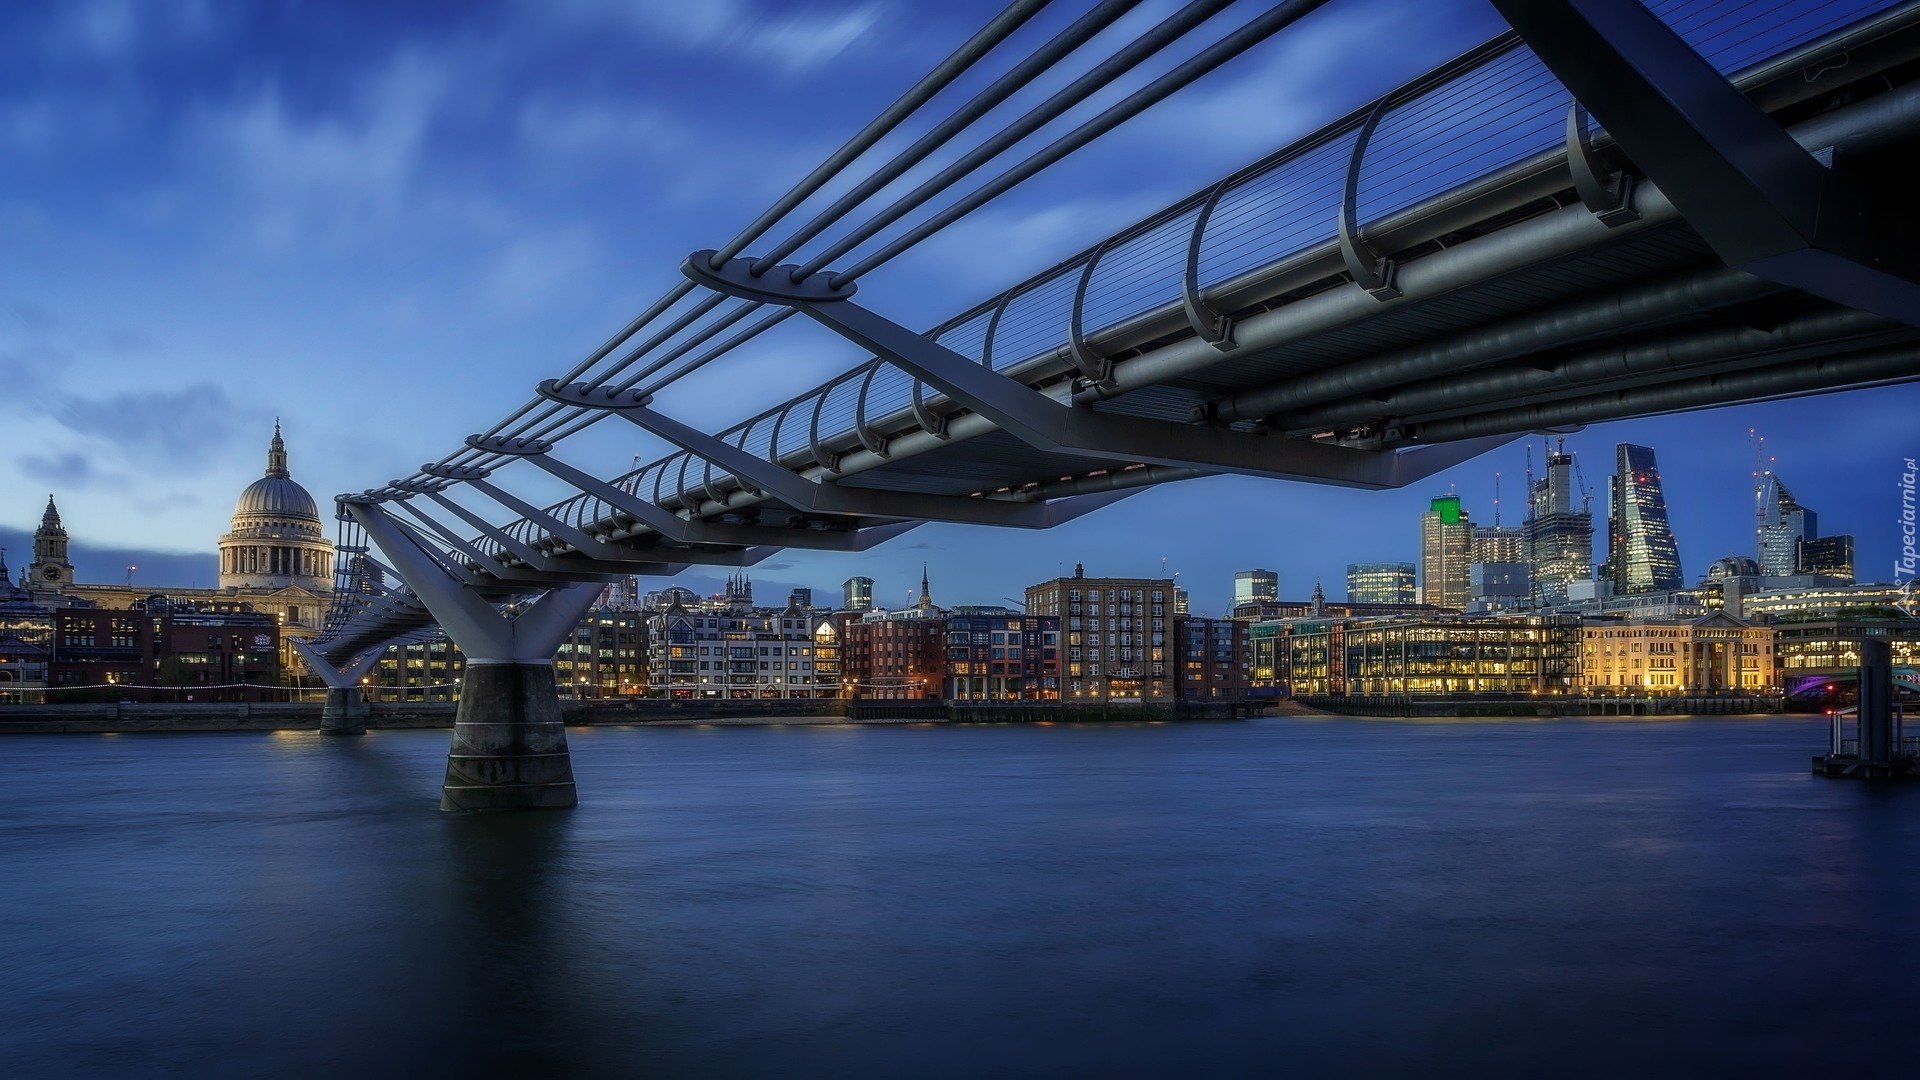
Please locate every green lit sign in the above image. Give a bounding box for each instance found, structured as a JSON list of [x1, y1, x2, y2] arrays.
[[1430, 496, 1463, 524]]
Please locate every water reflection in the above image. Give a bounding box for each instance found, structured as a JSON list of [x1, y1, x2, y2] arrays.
[[1, 720, 1917, 1076]]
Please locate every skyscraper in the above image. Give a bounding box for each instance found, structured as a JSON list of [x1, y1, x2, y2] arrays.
[[1421, 495, 1472, 610], [1524, 445, 1593, 602], [842, 576, 874, 611], [1471, 525, 1527, 565], [1233, 569, 1279, 607], [1607, 443, 1684, 593], [1347, 562, 1417, 605], [1756, 472, 1817, 577], [1797, 535, 1855, 582]]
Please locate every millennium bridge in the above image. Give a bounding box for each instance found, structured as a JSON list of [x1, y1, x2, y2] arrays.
[[293, 0, 1920, 809]]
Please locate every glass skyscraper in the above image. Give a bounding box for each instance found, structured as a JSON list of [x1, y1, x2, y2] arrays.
[[1346, 562, 1417, 605], [1606, 443, 1684, 593], [1756, 472, 1816, 577]]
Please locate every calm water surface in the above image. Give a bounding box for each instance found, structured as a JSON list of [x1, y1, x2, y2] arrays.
[[1, 717, 1915, 1077]]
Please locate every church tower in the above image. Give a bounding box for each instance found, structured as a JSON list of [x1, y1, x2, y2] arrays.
[[28, 495, 74, 589]]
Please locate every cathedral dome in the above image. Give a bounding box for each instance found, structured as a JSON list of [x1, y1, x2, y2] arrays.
[[228, 421, 323, 536], [234, 474, 321, 524], [218, 421, 334, 593]]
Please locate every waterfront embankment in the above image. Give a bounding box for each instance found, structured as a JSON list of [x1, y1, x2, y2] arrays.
[[0, 697, 1267, 734]]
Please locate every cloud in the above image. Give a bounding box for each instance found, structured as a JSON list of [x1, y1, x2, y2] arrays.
[[191, 52, 448, 252], [52, 383, 265, 466], [539, 0, 887, 73], [21, 453, 102, 486]]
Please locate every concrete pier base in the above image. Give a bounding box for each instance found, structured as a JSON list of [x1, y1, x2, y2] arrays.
[[440, 662, 577, 812], [320, 687, 368, 737]]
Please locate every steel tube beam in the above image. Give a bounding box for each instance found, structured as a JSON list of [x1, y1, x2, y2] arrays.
[[1280, 306, 1900, 431], [1209, 264, 1780, 422], [1405, 344, 1920, 442]]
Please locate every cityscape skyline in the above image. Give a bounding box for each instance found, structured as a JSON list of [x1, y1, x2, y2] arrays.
[[5, 409, 1903, 619]]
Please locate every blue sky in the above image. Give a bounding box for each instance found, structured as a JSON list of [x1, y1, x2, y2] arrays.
[[2, 0, 1913, 615]]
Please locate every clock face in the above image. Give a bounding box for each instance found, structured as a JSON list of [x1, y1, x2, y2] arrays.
[[42, 565, 62, 581]]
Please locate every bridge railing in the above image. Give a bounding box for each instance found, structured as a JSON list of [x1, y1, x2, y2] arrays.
[[451, 0, 1901, 570]]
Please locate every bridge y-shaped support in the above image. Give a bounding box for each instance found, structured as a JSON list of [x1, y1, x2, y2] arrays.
[[344, 497, 604, 812], [1493, 0, 1920, 327], [682, 253, 1512, 487], [289, 640, 385, 736]]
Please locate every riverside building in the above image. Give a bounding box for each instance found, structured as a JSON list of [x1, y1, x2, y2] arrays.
[[943, 609, 1061, 701], [1025, 565, 1173, 702], [646, 596, 838, 699], [1580, 614, 1774, 693], [14, 425, 334, 681], [1250, 613, 1581, 697]]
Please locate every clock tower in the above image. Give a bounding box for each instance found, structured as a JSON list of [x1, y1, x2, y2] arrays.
[[29, 495, 74, 590]]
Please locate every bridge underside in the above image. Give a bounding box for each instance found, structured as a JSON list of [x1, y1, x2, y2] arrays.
[[298, 0, 1920, 808]]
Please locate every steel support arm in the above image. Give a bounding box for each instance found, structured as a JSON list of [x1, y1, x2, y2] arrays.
[[538, 380, 1145, 524], [683, 252, 1512, 489], [1492, 0, 1920, 326], [290, 639, 385, 689], [464, 435, 917, 551]]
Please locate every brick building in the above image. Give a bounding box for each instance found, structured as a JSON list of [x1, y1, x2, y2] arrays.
[[1025, 565, 1174, 702], [943, 609, 1060, 700]]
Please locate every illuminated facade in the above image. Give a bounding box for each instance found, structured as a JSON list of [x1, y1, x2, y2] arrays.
[[1420, 496, 1471, 610], [553, 608, 645, 697], [1607, 443, 1684, 594], [1253, 614, 1580, 696], [1773, 619, 1920, 680], [1346, 562, 1417, 605], [1525, 447, 1594, 603], [1025, 565, 1174, 702], [1233, 570, 1279, 607], [1580, 614, 1774, 692], [646, 601, 838, 698], [1755, 472, 1814, 577], [843, 609, 944, 699], [944, 611, 1060, 700]]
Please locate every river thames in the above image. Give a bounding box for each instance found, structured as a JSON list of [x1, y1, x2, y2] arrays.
[[1, 717, 1914, 1077]]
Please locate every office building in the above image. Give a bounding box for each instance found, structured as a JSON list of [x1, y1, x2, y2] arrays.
[[1346, 562, 1418, 605], [553, 607, 646, 697], [788, 587, 814, 610], [1233, 570, 1280, 608], [1025, 565, 1174, 702], [1471, 526, 1527, 565], [842, 576, 874, 611], [1580, 614, 1774, 693], [1420, 495, 1472, 610], [1525, 446, 1594, 602], [1756, 472, 1816, 577], [1469, 562, 1530, 611], [1796, 534, 1855, 582], [1252, 614, 1581, 697], [1607, 443, 1684, 593]]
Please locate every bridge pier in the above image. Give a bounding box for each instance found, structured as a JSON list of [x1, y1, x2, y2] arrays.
[[441, 661, 578, 811], [342, 497, 605, 811], [292, 640, 384, 737], [320, 686, 370, 737]]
